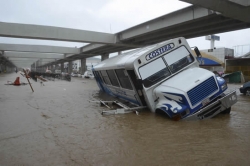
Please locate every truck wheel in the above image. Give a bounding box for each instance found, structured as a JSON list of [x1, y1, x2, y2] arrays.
[[221, 107, 231, 114]]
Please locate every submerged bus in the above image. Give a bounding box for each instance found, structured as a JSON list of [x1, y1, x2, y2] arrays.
[[92, 37, 237, 120]]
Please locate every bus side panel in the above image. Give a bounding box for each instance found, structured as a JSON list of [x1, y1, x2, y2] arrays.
[[93, 69, 140, 105], [106, 85, 141, 106], [93, 70, 105, 92]]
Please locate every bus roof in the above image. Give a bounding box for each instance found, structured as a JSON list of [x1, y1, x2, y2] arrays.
[[93, 46, 156, 70], [93, 37, 186, 71]]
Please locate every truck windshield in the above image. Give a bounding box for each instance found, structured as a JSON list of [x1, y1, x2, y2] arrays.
[[163, 46, 194, 73], [139, 58, 171, 87]]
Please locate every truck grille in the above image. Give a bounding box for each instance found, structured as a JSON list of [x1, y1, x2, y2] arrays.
[[187, 76, 218, 106]]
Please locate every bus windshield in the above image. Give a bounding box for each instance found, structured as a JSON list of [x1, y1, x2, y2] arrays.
[[163, 46, 194, 73], [139, 46, 194, 88], [139, 58, 171, 87]]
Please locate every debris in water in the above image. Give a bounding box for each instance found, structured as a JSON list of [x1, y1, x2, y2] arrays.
[[5, 77, 29, 85], [41, 113, 50, 119]]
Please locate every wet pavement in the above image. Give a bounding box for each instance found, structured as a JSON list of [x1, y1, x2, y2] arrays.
[[0, 72, 250, 166]]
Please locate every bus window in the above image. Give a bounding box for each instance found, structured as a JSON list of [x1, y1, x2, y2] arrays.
[[163, 46, 194, 74], [97, 71, 104, 81], [115, 69, 133, 90], [139, 58, 171, 88], [93, 71, 105, 91], [100, 70, 112, 85], [107, 70, 120, 87]]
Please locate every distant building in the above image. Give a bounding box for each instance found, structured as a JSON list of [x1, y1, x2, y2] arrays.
[[200, 48, 234, 63], [69, 57, 101, 73], [191, 47, 234, 73]]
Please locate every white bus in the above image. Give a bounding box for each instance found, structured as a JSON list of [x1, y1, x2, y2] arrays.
[[92, 37, 237, 120]]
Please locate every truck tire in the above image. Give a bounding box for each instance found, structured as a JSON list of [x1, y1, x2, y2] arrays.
[[221, 107, 231, 114]]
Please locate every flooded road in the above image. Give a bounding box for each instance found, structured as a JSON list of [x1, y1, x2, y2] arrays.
[[0, 73, 250, 166]]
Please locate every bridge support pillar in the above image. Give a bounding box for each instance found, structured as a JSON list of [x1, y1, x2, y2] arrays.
[[0, 63, 4, 73], [54, 64, 57, 70], [33, 63, 36, 72], [68, 61, 72, 74], [81, 58, 86, 74], [61, 62, 64, 72], [52, 64, 55, 73], [57, 64, 60, 70], [35, 61, 39, 72]]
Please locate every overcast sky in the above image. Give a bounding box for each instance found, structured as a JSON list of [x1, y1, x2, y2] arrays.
[[1, 0, 250, 56]]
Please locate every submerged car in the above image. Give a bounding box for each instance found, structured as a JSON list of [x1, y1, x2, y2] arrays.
[[240, 81, 250, 95], [83, 70, 94, 78]]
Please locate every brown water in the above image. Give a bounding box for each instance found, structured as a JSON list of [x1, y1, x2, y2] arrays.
[[0, 73, 250, 166]]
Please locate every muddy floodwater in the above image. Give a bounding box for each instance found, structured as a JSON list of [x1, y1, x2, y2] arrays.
[[0, 73, 250, 166]]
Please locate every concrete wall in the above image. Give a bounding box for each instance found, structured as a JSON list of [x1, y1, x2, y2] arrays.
[[225, 58, 250, 82]]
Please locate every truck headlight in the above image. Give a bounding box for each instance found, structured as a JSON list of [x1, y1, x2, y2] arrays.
[[221, 83, 227, 90]]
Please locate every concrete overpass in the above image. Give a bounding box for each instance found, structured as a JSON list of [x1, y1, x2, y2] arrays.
[[0, 1, 250, 73], [4, 52, 64, 59], [54, 4, 250, 62], [0, 51, 15, 73], [0, 44, 80, 54], [0, 44, 79, 69], [181, 0, 250, 82], [0, 22, 115, 44], [180, 0, 250, 23], [49, 4, 250, 68]]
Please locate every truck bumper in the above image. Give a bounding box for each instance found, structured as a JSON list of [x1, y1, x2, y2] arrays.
[[184, 90, 237, 120]]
